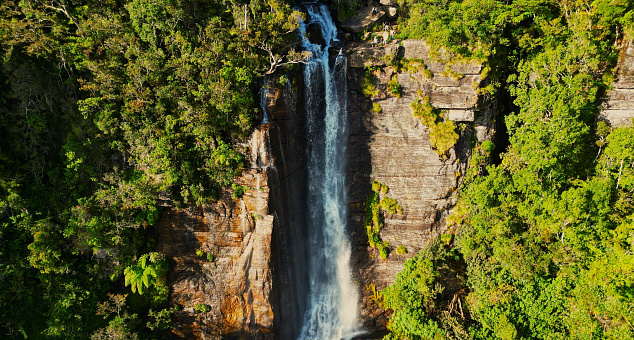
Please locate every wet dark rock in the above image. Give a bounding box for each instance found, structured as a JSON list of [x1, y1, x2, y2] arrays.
[[306, 22, 326, 47]]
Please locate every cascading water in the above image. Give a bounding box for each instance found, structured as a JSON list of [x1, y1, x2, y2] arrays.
[[297, 3, 358, 339], [260, 77, 271, 124]]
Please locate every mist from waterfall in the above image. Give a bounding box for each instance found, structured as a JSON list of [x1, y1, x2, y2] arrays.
[[297, 3, 358, 339]]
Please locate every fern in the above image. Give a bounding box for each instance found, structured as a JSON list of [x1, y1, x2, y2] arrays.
[[124, 253, 161, 295]]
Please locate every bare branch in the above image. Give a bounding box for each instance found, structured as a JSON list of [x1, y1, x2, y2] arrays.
[[259, 43, 312, 74], [44, 0, 82, 33]]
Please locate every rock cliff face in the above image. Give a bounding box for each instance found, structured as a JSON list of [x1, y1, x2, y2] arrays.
[[343, 39, 495, 330], [155, 38, 497, 337], [156, 29, 633, 338], [154, 128, 276, 338], [600, 38, 634, 126], [154, 75, 309, 338]]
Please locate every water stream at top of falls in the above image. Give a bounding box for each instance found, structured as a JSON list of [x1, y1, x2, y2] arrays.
[[297, 3, 358, 339], [260, 77, 271, 124]]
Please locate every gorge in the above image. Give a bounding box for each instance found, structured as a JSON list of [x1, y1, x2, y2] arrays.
[[2, 0, 633, 338], [156, 1, 497, 338], [125, 1, 634, 339]]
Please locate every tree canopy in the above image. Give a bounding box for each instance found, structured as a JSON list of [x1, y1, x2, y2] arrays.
[[383, 0, 634, 339], [0, 0, 301, 337]]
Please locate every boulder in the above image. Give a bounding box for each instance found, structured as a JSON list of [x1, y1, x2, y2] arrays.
[[340, 6, 387, 33], [387, 6, 398, 19], [305, 22, 325, 47]]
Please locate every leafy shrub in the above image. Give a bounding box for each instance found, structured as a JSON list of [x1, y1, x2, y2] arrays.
[[411, 96, 458, 158], [382, 253, 446, 339], [440, 67, 464, 80], [195, 249, 205, 257], [480, 140, 494, 154], [380, 197, 403, 215], [403, 58, 434, 79], [446, 201, 468, 227], [373, 102, 383, 113], [232, 183, 246, 199], [440, 233, 453, 245], [372, 180, 389, 194], [195, 304, 211, 313], [396, 245, 408, 255], [147, 307, 177, 331], [207, 253, 215, 262], [387, 76, 402, 98], [208, 141, 245, 187], [278, 74, 289, 86], [365, 180, 403, 259], [429, 117, 459, 157], [411, 96, 436, 126], [362, 69, 379, 98], [378, 246, 390, 260]]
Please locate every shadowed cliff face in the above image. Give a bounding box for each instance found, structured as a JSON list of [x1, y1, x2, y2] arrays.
[[343, 39, 496, 331], [265, 74, 311, 339], [154, 71, 310, 338]]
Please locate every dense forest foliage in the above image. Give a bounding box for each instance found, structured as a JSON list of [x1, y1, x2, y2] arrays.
[[0, 0, 301, 337], [3, 0, 634, 338], [383, 0, 634, 339]]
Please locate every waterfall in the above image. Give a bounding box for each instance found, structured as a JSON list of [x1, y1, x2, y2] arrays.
[[260, 77, 271, 124], [298, 3, 358, 339]]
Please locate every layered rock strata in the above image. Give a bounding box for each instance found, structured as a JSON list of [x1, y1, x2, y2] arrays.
[[154, 75, 308, 338], [155, 37, 497, 337], [154, 32, 634, 337], [600, 38, 634, 126], [154, 129, 275, 338], [344, 39, 494, 329]]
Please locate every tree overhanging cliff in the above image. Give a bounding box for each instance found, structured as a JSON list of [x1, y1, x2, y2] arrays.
[[381, 0, 634, 339]]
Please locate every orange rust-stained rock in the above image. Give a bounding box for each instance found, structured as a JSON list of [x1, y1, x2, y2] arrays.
[[154, 126, 277, 339]]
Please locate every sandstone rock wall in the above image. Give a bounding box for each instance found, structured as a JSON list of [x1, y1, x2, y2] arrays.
[[153, 32, 633, 338], [344, 39, 495, 330], [154, 37, 498, 337], [154, 73, 309, 339], [154, 128, 276, 339], [600, 38, 634, 126]]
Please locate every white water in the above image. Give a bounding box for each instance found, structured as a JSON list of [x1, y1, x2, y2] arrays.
[[260, 77, 271, 124], [298, 3, 358, 339]]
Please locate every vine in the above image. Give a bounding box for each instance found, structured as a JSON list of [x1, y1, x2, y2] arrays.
[[365, 180, 403, 259]]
